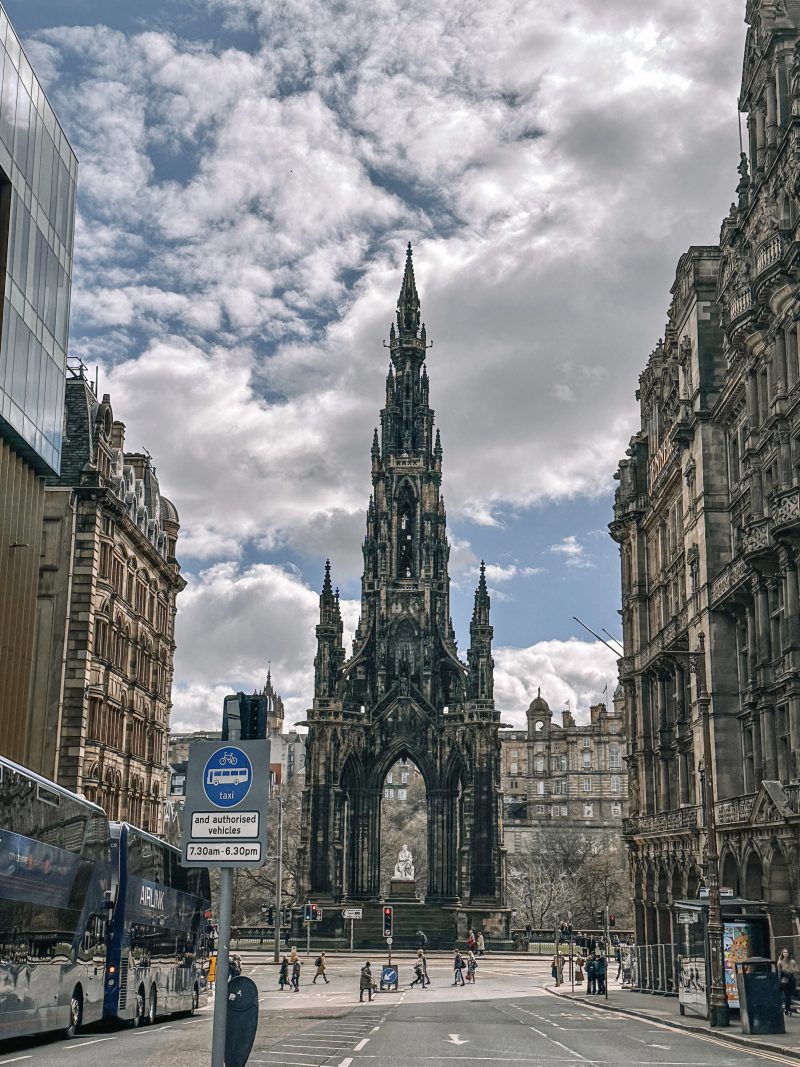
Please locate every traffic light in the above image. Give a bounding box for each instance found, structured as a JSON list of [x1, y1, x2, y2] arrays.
[[609, 914, 616, 928], [266, 905, 275, 926], [304, 902, 321, 922], [596, 909, 605, 927], [282, 906, 291, 926], [383, 905, 393, 938], [304, 902, 312, 922]]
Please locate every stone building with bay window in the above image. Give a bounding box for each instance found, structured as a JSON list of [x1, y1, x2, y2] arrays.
[[500, 691, 627, 852], [611, 0, 800, 990], [26, 363, 185, 833]]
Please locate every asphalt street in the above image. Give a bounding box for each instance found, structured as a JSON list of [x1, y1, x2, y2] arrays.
[[1, 956, 797, 1067]]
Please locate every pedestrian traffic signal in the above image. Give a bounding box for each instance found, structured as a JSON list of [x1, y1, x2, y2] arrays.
[[383, 906, 393, 938], [304, 902, 321, 922], [609, 914, 616, 928], [281, 906, 292, 926], [596, 910, 605, 927]]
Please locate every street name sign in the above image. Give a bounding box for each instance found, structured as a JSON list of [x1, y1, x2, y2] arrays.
[[342, 907, 363, 920], [181, 739, 270, 868]]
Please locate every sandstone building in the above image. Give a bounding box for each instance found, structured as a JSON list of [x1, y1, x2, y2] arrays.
[[501, 691, 627, 853], [0, 7, 78, 762], [611, 0, 800, 989], [27, 366, 184, 833]]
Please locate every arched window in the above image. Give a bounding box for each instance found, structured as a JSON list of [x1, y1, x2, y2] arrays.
[[396, 490, 415, 578]]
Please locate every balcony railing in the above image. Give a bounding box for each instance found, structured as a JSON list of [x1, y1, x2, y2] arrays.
[[771, 487, 800, 531], [756, 232, 784, 274], [729, 287, 753, 320], [710, 556, 750, 605], [715, 793, 755, 825], [623, 805, 699, 836]]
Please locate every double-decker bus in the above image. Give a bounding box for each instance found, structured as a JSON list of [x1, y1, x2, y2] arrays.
[[0, 756, 112, 1040], [104, 823, 211, 1026]]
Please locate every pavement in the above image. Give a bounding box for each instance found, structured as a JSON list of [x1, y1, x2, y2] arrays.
[[548, 970, 800, 1063], [2, 955, 799, 1066]]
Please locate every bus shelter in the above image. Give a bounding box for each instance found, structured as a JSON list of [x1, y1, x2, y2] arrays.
[[673, 896, 769, 1019]]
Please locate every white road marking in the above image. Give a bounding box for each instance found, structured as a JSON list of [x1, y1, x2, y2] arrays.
[[338, 1059, 353, 1067], [0, 1057, 32, 1064], [446, 1034, 469, 1045], [69, 1038, 117, 1049], [353, 1037, 369, 1050]]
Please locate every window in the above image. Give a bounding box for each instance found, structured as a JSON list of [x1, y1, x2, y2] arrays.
[[536, 781, 545, 795], [387, 772, 393, 784], [610, 743, 621, 769], [510, 762, 518, 775], [401, 772, 409, 784], [560, 755, 567, 771], [583, 749, 591, 769], [611, 775, 620, 793], [561, 805, 568, 816], [384, 787, 393, 799], [583, 803, 594, 819], [535, 755, 544, 772], [611, 803, 622, 816], [536, 804, 545, 815], [511, 749, 518, 759], [398, 788, 407, 801], [552, 806, 560, 818], [583, 778, 591, 792]]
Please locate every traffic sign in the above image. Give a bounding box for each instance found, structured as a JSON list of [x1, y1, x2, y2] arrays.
[[181, 739, 269, 869], [386, 936, 393, 945], [342, 908, 363, 920], [203, 746, 253, 808]]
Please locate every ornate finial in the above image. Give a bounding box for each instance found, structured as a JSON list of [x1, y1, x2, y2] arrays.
[[322, 558, 333, 597], [537, 686, 541, 698], [397, 241, 421, 338]]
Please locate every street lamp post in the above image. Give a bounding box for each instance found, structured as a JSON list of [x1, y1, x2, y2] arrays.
[[273, 793, 284, 965], [694, 633, 729, 1028]]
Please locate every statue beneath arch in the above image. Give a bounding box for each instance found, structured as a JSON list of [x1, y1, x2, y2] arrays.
[[297, 248, 507, 934]]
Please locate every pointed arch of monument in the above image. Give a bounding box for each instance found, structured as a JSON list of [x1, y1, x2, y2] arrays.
[[368, 734, 437, 795]]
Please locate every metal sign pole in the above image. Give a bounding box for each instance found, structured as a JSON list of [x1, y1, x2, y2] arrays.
[[273, 796, 283, 964], [604, 906, 609, 1001], [350, 917, 354, 953], [211, 867, 233, 1067], [306, 919, 310, 956]]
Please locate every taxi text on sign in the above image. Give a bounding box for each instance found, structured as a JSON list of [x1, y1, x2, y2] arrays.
[[181, 739, 270, 868]]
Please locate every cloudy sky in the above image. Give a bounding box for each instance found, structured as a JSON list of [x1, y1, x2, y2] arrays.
[[8, 0, 747, 731]]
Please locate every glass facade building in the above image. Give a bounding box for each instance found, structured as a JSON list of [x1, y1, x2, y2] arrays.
[[0, 4, 77, 475]]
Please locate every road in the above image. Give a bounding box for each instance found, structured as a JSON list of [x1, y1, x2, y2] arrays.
[[1, 956, 797, 1067]]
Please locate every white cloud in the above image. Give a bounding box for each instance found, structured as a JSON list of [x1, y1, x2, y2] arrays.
[[494, 638, 619, 729], [468, 562, 544, 583], [548, 535, 595, 568]]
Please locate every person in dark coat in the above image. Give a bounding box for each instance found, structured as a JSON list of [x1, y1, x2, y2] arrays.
[[278, 956, 289, 990], [291, 958, 301, 992], [416, 930, 428, 950], [586, 955, 597, 994], [360, 962, 374, 1002], [453, 950, 465, 986], [596, 954, 607, 995]]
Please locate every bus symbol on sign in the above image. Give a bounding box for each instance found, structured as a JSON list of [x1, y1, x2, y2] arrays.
[[203, 747, 253, 809]]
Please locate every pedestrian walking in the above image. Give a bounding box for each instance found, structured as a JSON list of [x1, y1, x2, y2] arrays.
[[466, 928, 477, 953], [575, 954, 585, 985], [551, 953, 560, 986], [466, 951, 478, 983], [615, 945, 622, 981], [278, 955, 289, 990], [291, 958, 301, 992], [586, 955, 597, 994], [410, 957, 426, 988], [778, 948, 798, 1015], [476, 931, 485, 956], [289, 946, 299, 964], [416, 929, 428, 950], [596, 953, 607, 995], [453, 950, 465, 986], [313, 951, 329, 984], [359, 962, 374, 1002], [229, 953, 242, 980]]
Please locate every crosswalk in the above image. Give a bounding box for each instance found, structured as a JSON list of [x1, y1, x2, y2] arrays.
[[249, 1013, 383, 1067]]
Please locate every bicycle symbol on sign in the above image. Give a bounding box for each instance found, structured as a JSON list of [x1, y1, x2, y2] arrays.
[[219, 751, 239, 766]]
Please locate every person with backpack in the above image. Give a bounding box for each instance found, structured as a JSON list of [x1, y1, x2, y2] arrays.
[[313, 951, 329, 984], [453, 949, 465, 986], [278, 955, 289, 990]]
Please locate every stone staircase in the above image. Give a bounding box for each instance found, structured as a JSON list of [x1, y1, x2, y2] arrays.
[[348, 901, 457, 949]]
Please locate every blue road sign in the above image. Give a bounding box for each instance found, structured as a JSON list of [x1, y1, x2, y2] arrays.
[[203, 747, 253, 808], [380, 965, 398, 990]]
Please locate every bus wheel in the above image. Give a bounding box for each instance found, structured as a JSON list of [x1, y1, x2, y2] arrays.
[[64, 987, 83, 1038], [130, 987, 145, 1028], [146, 988, 157, 1025]]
